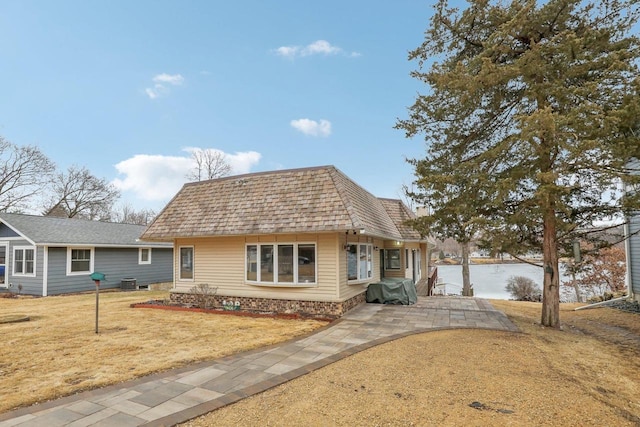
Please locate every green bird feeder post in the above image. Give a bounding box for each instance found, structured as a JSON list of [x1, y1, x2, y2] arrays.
[[90, 272, 106, 334]]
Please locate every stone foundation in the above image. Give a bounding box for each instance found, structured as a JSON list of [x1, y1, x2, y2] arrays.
[[169, 291, 367, 319], [147, 282, 173, 291]]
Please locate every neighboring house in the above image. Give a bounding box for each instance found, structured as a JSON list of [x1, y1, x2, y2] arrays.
[[141, 165, 434, 318], [0, 213, 173, 296], [625, 158, 640, 302]]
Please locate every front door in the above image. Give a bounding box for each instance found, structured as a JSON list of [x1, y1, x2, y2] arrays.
[[0, 242, 7, 287], [379, 249, 385, 279]]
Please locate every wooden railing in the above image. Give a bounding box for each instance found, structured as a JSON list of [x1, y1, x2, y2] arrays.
[[427, 267, 438, 295]]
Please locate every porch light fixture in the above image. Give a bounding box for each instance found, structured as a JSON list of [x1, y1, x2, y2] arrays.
[[373, 246, 379, 251]]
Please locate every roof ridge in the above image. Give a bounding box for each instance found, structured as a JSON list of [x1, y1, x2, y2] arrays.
[[327, 167, 362, 230], [182, 165, 337, 188], [0, 212, 146, 227]]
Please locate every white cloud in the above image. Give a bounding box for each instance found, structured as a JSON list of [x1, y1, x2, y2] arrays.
[[273, 40, 360, 58], [275, 46, 300, 58], [290, 118, 332, 137], [145, 73, 185, 99], [112, 149, 262, 202], [301, 40, 341, 56], [153, 73, 184, 85]]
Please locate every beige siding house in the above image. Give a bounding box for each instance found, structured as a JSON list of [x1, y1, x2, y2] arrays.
[[141, 165, 432, 318]]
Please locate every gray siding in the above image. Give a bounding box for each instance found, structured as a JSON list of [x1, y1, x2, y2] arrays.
[[629, 214, 640, 300], [628, 157, 640, 301], [4, 240, 43, 295], [46, 247, 173, 295], [93, 247, 173, 288], [0, 224, 20, 238]]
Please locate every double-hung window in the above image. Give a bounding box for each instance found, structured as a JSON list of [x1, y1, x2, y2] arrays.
[[246, 243, 316, 285], [385, 248, 401, 270], [139, 248, 152, 265], [67, 247, 94, 275], [347, 243, 372, 281], [13, 246, 35, 276]]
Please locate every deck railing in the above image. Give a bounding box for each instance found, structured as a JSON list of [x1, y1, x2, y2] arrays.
[[427, 267, 438, 295]]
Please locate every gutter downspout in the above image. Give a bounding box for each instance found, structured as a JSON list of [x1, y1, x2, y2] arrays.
[[574, 295, 628, 311], [624, 220, 634, 301]]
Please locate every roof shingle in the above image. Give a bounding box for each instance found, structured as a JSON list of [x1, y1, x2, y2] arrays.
[[0, 213, 170, 247], [142, 165, 425, 242]]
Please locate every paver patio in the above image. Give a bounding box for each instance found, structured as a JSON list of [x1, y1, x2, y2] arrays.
[[0, 297, 518, 427]]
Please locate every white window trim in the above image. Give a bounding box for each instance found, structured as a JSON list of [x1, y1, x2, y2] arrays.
[[13, 246, 36, 277], [139, 247, 152, 265], [347, 243, 373, 283], [245, 242, 317, 287], [178, 246, 195, 282], [66, 247, 95, 276]]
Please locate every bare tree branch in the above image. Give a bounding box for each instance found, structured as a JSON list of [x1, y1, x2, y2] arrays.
[[0, 137, 56, 212], [43, 166, 120, 220], [186, 148, 232, 181]]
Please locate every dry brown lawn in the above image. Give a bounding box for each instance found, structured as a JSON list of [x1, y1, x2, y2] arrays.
[[2, 291, 640, 426], [183, 300, 640, 427], [0, 290, 327, 413]]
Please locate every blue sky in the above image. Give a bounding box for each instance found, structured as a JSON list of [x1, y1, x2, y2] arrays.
[[0, 1, 438, 213]]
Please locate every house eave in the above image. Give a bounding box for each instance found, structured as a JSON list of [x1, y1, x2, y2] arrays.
[[35, 242, 173, 248]]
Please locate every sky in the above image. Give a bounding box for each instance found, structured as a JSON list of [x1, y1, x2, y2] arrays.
[[0, 0, 443, 213]]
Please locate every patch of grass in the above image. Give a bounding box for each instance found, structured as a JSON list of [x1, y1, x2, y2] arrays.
[[183, 300, 640, 427]]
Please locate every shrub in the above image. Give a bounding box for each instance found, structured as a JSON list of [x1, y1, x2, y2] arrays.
[[190, 283, 218, 309], [505, 275, 541, 301]]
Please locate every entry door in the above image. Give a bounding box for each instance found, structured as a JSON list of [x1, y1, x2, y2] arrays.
[[379, 249, 385, 279], [0, 242, 7, 287]]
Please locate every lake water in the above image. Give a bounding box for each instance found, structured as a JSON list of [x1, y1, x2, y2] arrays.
[[434, 263, 571, 300]]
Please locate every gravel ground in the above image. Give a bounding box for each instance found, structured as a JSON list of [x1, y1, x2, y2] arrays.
[[610, 300, 640, 313]]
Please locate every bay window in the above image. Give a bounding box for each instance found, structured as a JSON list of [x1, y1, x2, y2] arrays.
[[246, 243, 316, 285]]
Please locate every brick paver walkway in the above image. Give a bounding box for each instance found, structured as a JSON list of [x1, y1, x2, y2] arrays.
[[0, 297, 518, 427]]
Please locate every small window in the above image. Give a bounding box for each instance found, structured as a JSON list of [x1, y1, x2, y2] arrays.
[[347, 243, 373, 282], [67, 247, 94, 275], [260, 245, 274, 282], [385, 249, 401, 270], [13, 247, 35, 276], [278, 244, 294, 283], [139, 248, 152, 265], [297, 244, 316, 283], [246, 245, 258, 281], [179, 246, 194, 280]]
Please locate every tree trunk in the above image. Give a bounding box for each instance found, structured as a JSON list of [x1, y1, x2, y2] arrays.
[[572, 268, 582, 303], [541, 204, 560, 327], [461, 242, 471, 296]]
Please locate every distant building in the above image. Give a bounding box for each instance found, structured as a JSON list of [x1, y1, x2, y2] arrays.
[[0, 213, 173, 296]]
